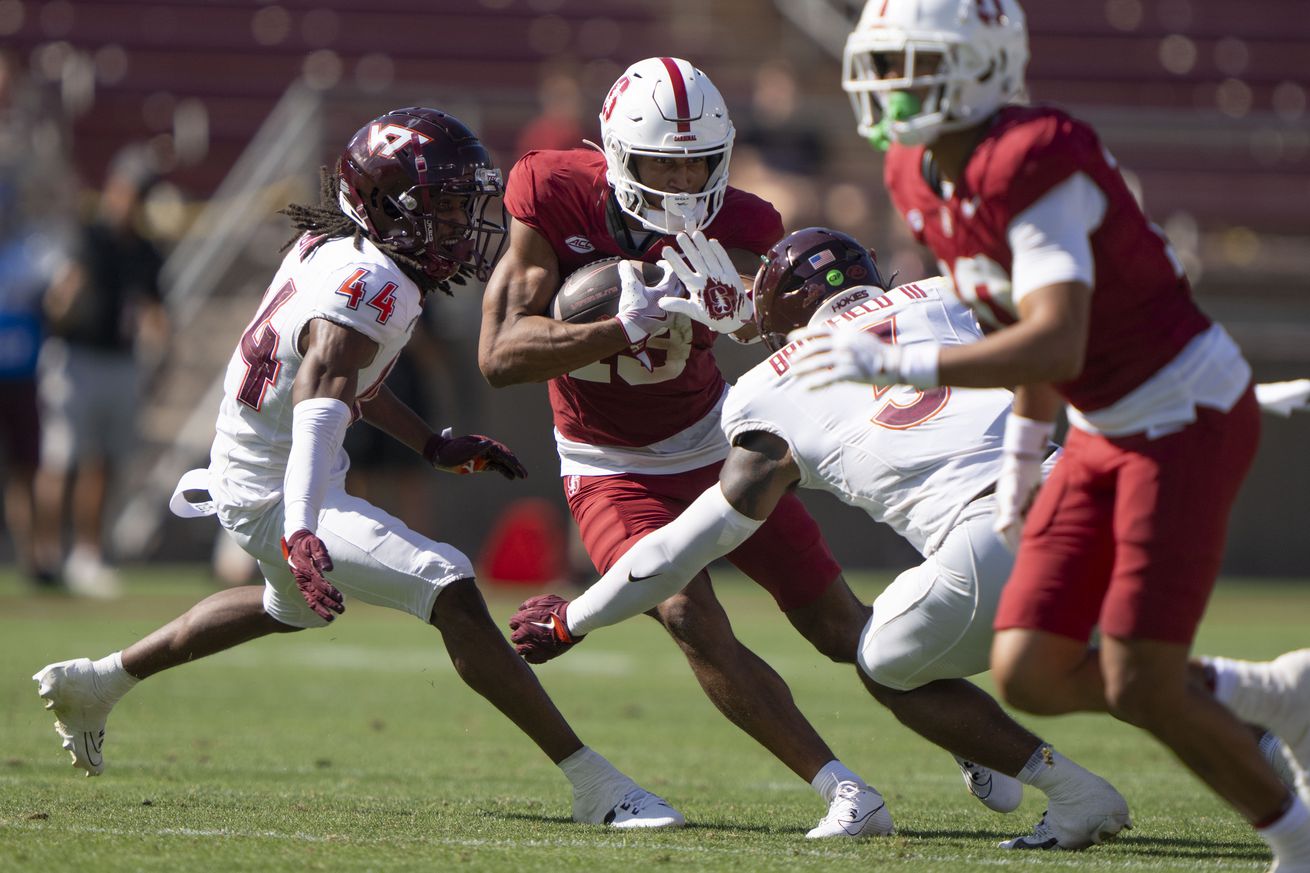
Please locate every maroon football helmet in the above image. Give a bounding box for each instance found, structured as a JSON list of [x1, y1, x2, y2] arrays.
[[752, 227, 887, 351], [337, 107, 506, 282]]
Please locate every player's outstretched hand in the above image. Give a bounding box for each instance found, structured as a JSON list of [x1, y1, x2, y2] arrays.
[[508, 594, 585, 664], [659, 230, 753, 334], [1255, 379, 1310, 417], [616, 260, 680, 371], [786, 323, 903, 390], [424, 428, 528, 479], [281, 529, 345, 622]]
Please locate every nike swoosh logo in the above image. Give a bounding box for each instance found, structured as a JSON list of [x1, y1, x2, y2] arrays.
[[627, 571, 661, 583], [85, 730, 104, 766], [841, 801, 885, 835]]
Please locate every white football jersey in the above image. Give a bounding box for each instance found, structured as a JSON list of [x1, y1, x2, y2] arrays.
[[722, 276, 1014, 556], [208, 234, 424, 514]]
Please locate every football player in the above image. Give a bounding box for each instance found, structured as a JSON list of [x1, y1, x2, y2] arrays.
[[31, 108, 684, 830], [510, 228, 1135, 850], [478, 57, 900, 837], [787, 2, 1310, 868]]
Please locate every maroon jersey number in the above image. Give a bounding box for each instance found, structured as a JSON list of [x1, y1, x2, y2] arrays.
[[237, 279, 298, 410], [866, 317, 951, 430]]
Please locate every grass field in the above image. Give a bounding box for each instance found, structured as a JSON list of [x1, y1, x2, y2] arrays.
[[1, 566, 1306, 872]]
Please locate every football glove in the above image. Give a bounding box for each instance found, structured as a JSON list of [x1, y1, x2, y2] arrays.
[[659, 230, 753, 334], [615, 260, 680, 370], [423, 428, 528, 479], [508, 594, 585, 664], [992, 415, 1055, 552], [281, 529, 345, 622], [786, 323, 939, 391]]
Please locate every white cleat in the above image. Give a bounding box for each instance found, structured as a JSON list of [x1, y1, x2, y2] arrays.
[[33, 658, 114, 776], [1256, 650, 1310, 806], [573, 781, 684, 829], [805, 780, 894, 839], [999, 775, 1131, 850], [954, 755, 1023, 814], [1260, 732, 1299, 791]]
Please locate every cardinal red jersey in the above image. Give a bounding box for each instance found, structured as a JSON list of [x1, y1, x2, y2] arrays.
[[505, 148, 784, 447], [884, 105, 1211, 413]]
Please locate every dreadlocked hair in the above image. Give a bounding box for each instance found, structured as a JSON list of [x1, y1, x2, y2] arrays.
[[280, 164, 473, 296]]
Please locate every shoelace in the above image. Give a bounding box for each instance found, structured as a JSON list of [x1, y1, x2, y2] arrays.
[[820, 781, 865, 823], [616, 787, 657, 815], [1015, 812, 1056, 847]]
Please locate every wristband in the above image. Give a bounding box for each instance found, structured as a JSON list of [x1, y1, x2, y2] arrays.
[[1002, 414, 1055, 458], [895, 343, 941, 389]]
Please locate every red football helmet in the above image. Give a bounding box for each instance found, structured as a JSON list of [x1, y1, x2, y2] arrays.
[[752, 227, 887, 351], [337, 107, 506, 282]]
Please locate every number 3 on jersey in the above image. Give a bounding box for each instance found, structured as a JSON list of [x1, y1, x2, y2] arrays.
[[865, 317, 951, 430]]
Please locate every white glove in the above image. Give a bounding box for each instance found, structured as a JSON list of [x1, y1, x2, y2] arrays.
[[992, 415, 1055, 552], [1255, 379, 1310, 417], [658, 230, 753, 334], [786, 323, 939, 391], [615, 260, 680, 371]]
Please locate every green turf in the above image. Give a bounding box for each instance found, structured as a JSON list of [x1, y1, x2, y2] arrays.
[[2, 566, 1306, 872]]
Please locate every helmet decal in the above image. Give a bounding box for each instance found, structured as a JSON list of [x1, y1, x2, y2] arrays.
[[366, 124, 432, 157]]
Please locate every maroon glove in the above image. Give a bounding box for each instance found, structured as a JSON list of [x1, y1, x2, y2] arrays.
[[508, 594, 585, 664], [280, 529, 345, 622], [423, 430, 528, 480]]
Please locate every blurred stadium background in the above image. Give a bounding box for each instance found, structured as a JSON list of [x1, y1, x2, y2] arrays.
[[1, 0, 1307, 584]]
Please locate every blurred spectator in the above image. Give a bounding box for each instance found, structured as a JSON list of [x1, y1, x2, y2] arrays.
[[515, 67, 587, 159], [34, 145, 171, 598], [731, 59, 829, 229], [0, 49, 73, 587]]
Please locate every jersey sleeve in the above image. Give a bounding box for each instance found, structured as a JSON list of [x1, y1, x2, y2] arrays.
[[1006, 172, 1105, 304], [720, 370, 816, 487], [298, 257, 420, 352], [982, 110, 1100, 224], [504, 151, 545, 231]]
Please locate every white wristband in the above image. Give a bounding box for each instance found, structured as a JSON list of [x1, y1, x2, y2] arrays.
[[1002, 413, 1055, 458], [895, 343, 940, 389], [282, 397, 351, 539]]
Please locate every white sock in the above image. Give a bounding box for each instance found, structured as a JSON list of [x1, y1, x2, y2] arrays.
[[1203, 655, 1301, 731], [810, 760, 865, 802], [1259, 796, 1310, 865], [91, 652, 139, 704], [558, 746, 627, 793], [1016, 744, 1093, 800]]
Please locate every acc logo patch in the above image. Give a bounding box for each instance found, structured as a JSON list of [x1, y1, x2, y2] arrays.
[[848, 264, 868, 280], [565, 236, 594, 254]]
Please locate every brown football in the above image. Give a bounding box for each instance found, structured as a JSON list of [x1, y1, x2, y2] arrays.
[[550, 257, 665, 324]]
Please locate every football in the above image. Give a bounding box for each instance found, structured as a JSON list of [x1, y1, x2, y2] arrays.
[[550, 257, 664, 324]]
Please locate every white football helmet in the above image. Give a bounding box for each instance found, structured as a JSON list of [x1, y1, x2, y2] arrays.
[[599, 57, 734, 234], [843, 0, 1029, 147]]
